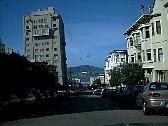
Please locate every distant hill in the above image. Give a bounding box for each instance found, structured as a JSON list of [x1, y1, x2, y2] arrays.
[[67, 65, 104, 83]]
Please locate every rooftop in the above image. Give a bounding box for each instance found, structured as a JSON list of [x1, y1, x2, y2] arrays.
[[123, 13, 151, 35]]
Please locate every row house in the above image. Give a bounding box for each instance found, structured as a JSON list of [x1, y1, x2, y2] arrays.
[[123, 0, 168, 82], [104, 50, 127, 84]]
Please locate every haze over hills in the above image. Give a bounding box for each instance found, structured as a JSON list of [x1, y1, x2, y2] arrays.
[[67, 65, 104, 83]]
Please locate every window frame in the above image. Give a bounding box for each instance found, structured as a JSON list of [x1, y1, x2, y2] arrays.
[[156, 20, 161, 34], [145, 27, 150, 39], [146, 49, 152, 61], [158, 48, 163, 62], [151, 22, 155, 36], [153, 49, 156, 62]]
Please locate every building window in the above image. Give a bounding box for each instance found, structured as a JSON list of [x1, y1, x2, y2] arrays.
[[33, 25, 37, 29], [46, 54, 49, 57], [130, 38, 133, 46], [26, 26, 30, 29], [138, 53, 142, 62], [40, 55, 44, 58], [26, 32, 29, 35], [39, 25, 43, 28], [26, 20, 29, 23], [35, 55, 39, 59], [145, 27, 150, 38], [54, 48, 57, 51], [54, 54, 58, 58], [40, 49, 44, 52], [45, 24, 48, 28], [131, 55, 134, 63], [156, 21, 161, 34], [143, 50, 145, 62], [26, 38, 29, 41], [27, 49, 30, 52], [35, 43, 38, 47], [54, 60, 57, 64], [158, 48, 163, 62], [46, 48, 49, 51], [121, 58, 125, 62], [153, 49, 156, 62], [26, 43, 30, 47], [146, 49, 151, 61], [39, 19, 43, 23], [35, 49, 38, 52], [135, 34, 140, 45], [53, 24, 56, 27], [45, 42, 49, 45], [53, 17, 56, 21], [151, 23, 155, 36], [44, 19, 47, 23]]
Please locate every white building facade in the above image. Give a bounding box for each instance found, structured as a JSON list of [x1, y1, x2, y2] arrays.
[[104, 50, 127, 84], [23, 7, 67, 85], [124, 0, 168, 82]]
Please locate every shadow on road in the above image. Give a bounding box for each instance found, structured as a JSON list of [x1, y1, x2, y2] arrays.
[[1, 91, 167, 121]]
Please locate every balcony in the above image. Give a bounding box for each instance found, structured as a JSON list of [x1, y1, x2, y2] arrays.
[[33, 29, 49, 36]]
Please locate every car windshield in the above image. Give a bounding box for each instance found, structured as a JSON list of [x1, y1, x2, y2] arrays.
[[1, 0, 168, 126], [149, 83, 168, 90]]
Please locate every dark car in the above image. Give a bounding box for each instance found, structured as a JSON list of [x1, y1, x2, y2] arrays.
[[93, 89, 102, 95], [101, 89, 114, 98], [122, 85, 144, 105], [20, 93, 36, 105]]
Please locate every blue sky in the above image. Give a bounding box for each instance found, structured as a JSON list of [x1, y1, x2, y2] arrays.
[[0, 0, 153, 68]]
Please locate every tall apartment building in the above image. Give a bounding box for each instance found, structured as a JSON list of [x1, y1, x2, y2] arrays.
[[104, 50, 127, 84], [123, 0, 168, 82], [23, 7, 67, 86]]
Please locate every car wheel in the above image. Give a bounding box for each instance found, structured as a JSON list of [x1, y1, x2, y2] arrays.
[[143, 102, 150, 115]]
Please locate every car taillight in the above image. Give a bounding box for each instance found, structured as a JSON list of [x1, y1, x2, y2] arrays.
[[148, 92, 160, 97]]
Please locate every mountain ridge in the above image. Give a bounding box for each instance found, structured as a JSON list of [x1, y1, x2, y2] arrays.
[[67, 65, 104, 83]]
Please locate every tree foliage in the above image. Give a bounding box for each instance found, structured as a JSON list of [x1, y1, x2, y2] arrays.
[[109, 63, 145, 87], [91, 78, 101, 89], [93, 78, 101, 85], [0, 53, 58, 96], [109, 67, 121, 86]]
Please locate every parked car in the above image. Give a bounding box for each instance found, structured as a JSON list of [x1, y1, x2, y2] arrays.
[[136, 82, 168, 115], [121, 85, 144, 104], [44, 90, 52, 100], [122, 85, 144, 96], [93, 89, 102, 95], [21, 93, 36, 104], [52, 92, 58, 99], [4, 94, 20, 106], [101, 89, 114, 98], [35, 92, 46, 104]]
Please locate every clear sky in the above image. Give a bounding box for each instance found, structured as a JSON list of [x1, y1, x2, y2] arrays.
[[0, 0, 153, 68]]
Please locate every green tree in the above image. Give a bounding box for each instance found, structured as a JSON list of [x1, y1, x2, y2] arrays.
[[109, 67, 121, 87], [109, 63, 145, 87], [91, 78, 101, 89], [120, 63, 145, 85], [93, 78, 101, 85]]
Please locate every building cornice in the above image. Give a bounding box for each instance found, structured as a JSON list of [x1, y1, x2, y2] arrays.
[[123, 13, 151, 35]]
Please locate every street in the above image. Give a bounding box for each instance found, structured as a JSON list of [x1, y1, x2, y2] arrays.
[[1, 90, 168, 126]]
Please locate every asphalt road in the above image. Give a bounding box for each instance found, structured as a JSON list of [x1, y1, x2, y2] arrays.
[[1, 90, 168, 126]]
